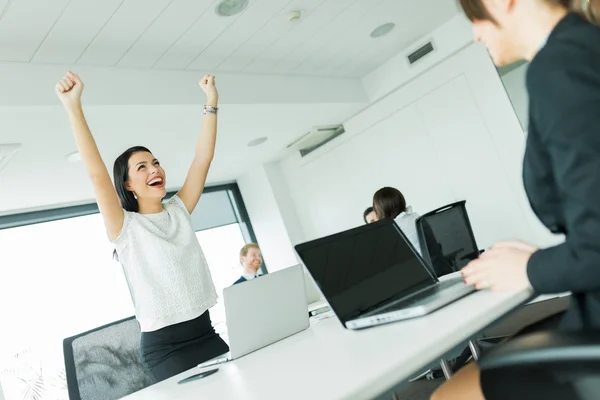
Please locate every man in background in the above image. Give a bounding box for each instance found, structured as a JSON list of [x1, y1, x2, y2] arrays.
[[232, 243, 262, 285]]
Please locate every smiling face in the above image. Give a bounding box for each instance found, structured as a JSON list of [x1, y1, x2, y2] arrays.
[[126, 151, 167, 201], [240, 246, 262, 273]]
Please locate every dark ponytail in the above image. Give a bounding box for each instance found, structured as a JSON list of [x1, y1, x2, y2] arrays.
[[112, 145, 152, 261]]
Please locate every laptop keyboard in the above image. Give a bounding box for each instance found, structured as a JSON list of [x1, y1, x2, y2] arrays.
[[376, 279, 463, 314]]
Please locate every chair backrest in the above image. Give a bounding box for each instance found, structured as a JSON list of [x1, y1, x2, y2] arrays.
[[416, 201, 480, 277], [63, 316, 156, 400]]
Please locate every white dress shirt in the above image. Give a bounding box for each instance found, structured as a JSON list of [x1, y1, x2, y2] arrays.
[[393, 206, 422, 255]]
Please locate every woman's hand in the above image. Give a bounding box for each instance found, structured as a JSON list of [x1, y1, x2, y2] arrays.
[[199, 74, 218, 106], [55, 71, 84, 110], [462, 240, 537, 292]]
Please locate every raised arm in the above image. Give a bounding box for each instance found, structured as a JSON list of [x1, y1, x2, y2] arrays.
[[177, 75, 218, 214], [56, 71, 124, 241]]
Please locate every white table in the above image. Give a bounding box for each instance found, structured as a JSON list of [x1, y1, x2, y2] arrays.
[[123, 287, 537, 400]]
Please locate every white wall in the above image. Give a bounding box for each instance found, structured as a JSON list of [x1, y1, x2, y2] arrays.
[[276, 42, 560, 250], [362, 14, 473, 103], [237, 164, 301, 272], [500, 63, 529, 132]]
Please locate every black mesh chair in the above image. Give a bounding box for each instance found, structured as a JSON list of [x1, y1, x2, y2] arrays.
[[416, 201, 482, 278], [63, 316, 156, 400], [416, 201, 485, 375], [479, 331, 600, 399], [416, 201, 569, 378]]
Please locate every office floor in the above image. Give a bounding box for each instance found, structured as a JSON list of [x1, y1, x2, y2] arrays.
[[394, 378, 444, 400]]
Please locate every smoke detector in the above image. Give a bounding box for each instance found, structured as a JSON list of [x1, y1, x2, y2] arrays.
[[215, 0, 249, 17], [0, 143, 21, 173], [287, 10, 302, 22]]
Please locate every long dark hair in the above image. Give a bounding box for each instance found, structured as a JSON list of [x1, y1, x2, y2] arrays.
[[112, 146, 152, 261], [373, 187, 407, 220], [113, 146, 152, 213]]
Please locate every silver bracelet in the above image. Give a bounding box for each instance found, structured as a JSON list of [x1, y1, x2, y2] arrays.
[[203, 105, 218, 115]]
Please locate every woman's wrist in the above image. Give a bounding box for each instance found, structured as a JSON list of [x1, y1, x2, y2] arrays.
[[205, 95, 218, 107]]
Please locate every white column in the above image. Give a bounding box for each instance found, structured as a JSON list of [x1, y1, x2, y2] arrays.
[[237, 164, 302, 272]]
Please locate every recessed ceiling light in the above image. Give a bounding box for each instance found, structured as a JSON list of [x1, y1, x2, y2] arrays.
[[247, 137, 268, 147], [370, 22, 395, 38], [215, 0, 249, 17], [66, 151, 81, 162]]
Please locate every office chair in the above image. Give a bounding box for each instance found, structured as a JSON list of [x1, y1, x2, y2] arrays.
[[63, 316, 156, 400], [479, 331, 600, 400], [415, 201, 485, 376], [415, 201, 570, 378], [416, 201, 482, 278]]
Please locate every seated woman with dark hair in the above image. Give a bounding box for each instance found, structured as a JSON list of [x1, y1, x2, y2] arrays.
[[373, 187, 421, 255]]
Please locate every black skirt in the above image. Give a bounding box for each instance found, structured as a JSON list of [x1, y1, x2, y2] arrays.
[[480, 311, 579, 400], [140, 310, 229, 382]]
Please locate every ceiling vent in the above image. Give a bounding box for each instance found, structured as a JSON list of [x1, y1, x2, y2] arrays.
[[407, 41, 435, 65], [287, 124, 345, 157], [0, 143, 21, 173]]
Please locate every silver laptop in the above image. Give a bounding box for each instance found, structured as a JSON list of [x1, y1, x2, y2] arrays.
[[198, 264, 309, 368], [295, 219, 476, 330]]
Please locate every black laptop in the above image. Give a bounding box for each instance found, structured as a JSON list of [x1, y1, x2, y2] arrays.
[[295, 219, 476, 330]]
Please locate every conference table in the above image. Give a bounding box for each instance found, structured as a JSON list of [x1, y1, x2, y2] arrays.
[[122, 281, 567, 400]]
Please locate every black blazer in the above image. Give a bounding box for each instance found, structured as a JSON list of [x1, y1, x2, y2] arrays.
[[232, 276, 248, 286], [524, 13, 600, 330]]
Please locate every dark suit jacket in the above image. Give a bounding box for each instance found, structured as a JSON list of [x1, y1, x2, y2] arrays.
[[524, 13, 600, 330], [232, 276, 248, 286]]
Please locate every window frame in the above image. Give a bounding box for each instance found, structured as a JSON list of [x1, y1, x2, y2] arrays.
[[0, 182, 265, 272]]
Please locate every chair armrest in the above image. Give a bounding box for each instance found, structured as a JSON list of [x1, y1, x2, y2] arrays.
[[479, 331, 600, 370]]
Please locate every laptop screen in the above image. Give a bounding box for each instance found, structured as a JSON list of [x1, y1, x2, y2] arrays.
[[295, 219, 435, 324]]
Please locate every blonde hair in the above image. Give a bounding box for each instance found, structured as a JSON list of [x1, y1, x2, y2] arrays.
[[239, 243, 259, 259]]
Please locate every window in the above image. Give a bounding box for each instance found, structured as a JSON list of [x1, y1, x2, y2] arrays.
[[0, 183, 258, 400]]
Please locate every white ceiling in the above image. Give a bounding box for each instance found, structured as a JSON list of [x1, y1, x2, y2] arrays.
[[0, 0, 461, 214], [0, 102, 365, 213], [0, 0, 459, 78]]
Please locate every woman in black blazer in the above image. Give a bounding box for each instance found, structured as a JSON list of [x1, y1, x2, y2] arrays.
[[432, 0, 600, 399]]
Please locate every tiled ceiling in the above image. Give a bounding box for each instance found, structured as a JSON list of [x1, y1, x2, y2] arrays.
[[0, 0, 458, 78]]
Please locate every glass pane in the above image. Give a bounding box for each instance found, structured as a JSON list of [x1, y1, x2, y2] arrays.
[[0, 213, 133, 400], [195, 223, 247, 343], [189, 191, 238, 232], [497, 60, 529, 132]]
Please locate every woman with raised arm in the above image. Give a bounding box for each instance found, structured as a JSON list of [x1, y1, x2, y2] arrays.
[[55, 71, 228, 382]]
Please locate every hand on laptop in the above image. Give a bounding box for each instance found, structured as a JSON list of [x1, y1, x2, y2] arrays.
[[461, 240, 537, 292]]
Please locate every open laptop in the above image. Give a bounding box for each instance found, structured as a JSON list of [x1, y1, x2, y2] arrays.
[[198, 264, 309, 368], [295, 219, 476, 330]]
